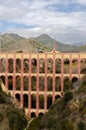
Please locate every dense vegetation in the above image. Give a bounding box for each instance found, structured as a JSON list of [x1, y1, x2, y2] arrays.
[[0, 83, 28, 130]]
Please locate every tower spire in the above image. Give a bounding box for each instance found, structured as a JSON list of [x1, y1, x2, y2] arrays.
[[53, 39, 56, 52]]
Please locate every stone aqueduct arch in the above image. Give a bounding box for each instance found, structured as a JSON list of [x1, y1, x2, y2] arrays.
[[0, 48, 86, 117]]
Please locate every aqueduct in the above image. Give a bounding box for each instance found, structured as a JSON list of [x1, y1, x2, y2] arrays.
[[0, 45, 86, 117]]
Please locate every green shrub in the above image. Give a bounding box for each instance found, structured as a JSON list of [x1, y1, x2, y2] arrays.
[[0, 113, 3, 122], [63, 91, 73, 104], [77, 121, 86, 130], [6, 106, 27, 130]]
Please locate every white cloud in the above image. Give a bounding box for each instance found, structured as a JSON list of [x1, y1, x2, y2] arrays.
[[0, 0, 86, 43]]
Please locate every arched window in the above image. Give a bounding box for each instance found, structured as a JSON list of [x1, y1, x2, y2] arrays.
[[24, 76, 28, 90], [31, 76, 36, 91], [72, 59, 78, 74], [39, 77, 44, 91], [16, 76, 21, 90], [39, 59, 45, 73], [47, 95, 52, 109], [8, 59, 13, 73], [55, 77, 61, 91], [64, 58, 70, 74], [55, 59, 61, 73], [8, 76, 13, 90], [47, 77, 52, 91], [47, 59, 53, 73], [31, 94, 36, 108], [31, 58, 37, 73], [24, 59, 29, 73], [80, 59, 86, 74], [39, 95, 44, 109], [23, 94, 28, 108], [16, 59, 21, 73]]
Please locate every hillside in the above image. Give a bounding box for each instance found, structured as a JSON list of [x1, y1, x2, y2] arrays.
[[77, 44, 86, 52], [35, 34, 77, 52], [27, 75, 86, 130], [0, 82, 27, 130]]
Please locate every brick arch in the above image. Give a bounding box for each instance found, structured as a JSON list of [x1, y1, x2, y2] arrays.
[[64, 58, 70, 74], [55, 76, 61, 91], [38, 112, 44, 117], [80, 58, 86, 74], [31, 76, 36, 91], [23, 59, 29, 73], [1, 58, 6, 73], [8, 76, 13, 90], [64, 76, 70, 91], [31, 112, 36, 118], [16, 76, 21, 90], [47, 58, 53, 73], [39, 58, 45, 73], [72, 58, 78, 74], [55, 94, 61, 100], [23, 94, 28, 108], [39, 76, 44, 91], [47, 94, 52, 109], [8, 58, 13, 73], [16, 58, 21, 73], [23, 76, 28, 90], [55, 58, 61, 73], [31, 58, 37, 73], [47, 76, 52, 91], [72, 76, 78, 83], [0, 75, 5, 85], [15, 93, 20, 102], [31, 94, 36, 108], [39, 94, 44, 109]]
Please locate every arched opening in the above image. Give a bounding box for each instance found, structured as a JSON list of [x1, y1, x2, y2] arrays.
[[55, 95, 61, 100], [16, 59, 21, 73], [80, 59, 86, 74], [8, 59, 13, 73], [8, 76, 13, 90], [72, 59, 78, 74], [31, 58, 37, 73], [24, 76, 28, 90], [47, 77, 52, 91], [64, 58, 70, 74], [15, 93, 20, 102], [55, 77, 61, 91], [16, 76, 21, 90], [31, 94, 36, 108], [23, 94, 28, 108], [38, 113, 44, 117], [0, 76, 5, 85], [55, 59, 61, 73], [39, 76, 44, 91], [31, 112, 36, 118], [47, 59, 53, 73], [39, 59, 45, 73], [39, 95, 44, 109], [72, 77, 78, 83], [64, 77, 70, 91], [1, 59, 6, 73], [47, 95, 52, 109], [24, 59, 29, 73], [31, 76, 36, 91]]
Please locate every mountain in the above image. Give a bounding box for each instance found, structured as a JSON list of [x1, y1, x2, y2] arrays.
[[0, 33, 49, 52], [71, 42, 86, 47], [35, 34, 77, 52]]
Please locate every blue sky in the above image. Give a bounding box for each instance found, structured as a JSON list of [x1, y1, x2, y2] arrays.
[[0, 0, 86, 43]]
